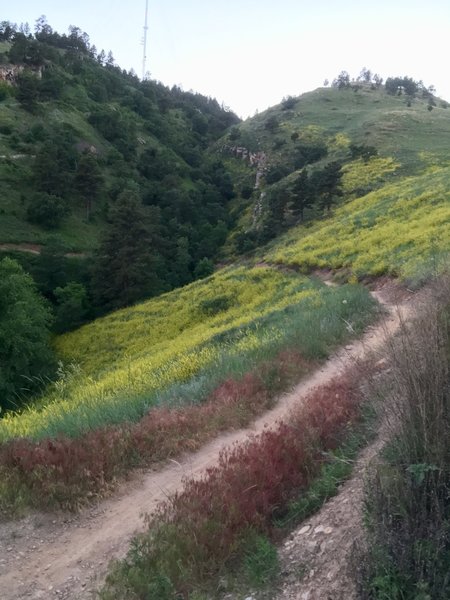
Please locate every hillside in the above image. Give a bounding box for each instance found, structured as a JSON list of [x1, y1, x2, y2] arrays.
[[219, 80, 450, 261], [2, 31, 450, 599], [0, 20, 240, 322]]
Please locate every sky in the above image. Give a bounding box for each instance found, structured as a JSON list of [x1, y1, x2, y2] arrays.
[[3, 1, 450, 118]]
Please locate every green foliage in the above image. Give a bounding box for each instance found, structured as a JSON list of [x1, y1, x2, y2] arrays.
[[0, 258, 55, 413], [92, 189, 164, 310], [360, 300, 450, 599], [199, 294, 231, 316], [332, 70, 350, 89], [290, 169, 313, 221], [26, 192, 69, 229], [293, 140, 328, 169], [74, 151, 103, 220], [16, 71, 40, 112], [193, 257, 214, 279], [54, 282, 90, 333], [0, 81, 13, 101], [241, 533, 279, 588], [0, 270, 377, 442]]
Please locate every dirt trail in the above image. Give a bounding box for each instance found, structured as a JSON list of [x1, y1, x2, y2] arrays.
[[0, 243, 87, 258], [0, 283, 416, 600]]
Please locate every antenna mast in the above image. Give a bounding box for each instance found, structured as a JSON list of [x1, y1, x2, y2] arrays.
[[142, 0, 149, 79]]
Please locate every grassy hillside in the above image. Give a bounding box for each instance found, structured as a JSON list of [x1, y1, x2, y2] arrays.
[[219, 83, 450, 256], [265, 163, 450, 283], [0, 266, 376, 442]]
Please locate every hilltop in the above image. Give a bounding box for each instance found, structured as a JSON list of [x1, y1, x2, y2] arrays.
[[218, 76, 450, 256]]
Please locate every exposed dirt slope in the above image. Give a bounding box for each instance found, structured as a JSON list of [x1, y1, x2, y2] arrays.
[[0, 283, 415, 600], [274, 436, 384, 600]]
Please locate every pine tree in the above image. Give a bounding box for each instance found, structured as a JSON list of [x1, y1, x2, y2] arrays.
[[92, 190, 164, 310], [290, 170, 313, 222], [74, 150, 103, 220]]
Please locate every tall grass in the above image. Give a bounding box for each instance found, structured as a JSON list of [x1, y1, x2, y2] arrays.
[[266, 166, 450, 283], [358, 281, 450, 599]]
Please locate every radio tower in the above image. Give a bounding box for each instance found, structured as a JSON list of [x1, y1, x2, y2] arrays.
[[142, 0, 149, 80]]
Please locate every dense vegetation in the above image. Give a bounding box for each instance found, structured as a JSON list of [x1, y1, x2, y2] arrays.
[[0, 266, 376, 443], [101, 371, 368, 599], [0, 17, 239, 328], [359, 286, 450, 599]]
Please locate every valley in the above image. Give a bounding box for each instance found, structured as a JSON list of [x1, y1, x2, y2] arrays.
[[1, 19, 450, 600]]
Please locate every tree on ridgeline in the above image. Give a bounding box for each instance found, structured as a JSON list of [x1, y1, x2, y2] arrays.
[[0, 258, 55, 413], [332, 71, 350, 90]]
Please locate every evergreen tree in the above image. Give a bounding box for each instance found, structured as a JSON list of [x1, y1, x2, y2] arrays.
[[290, 170, 313, 222], [92, 190, 164, 310], [74, 151, 103, 220], [16, 71, 40, 112], [310, 162, 343, 212]]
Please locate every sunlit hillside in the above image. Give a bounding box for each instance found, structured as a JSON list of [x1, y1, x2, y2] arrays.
[[0, 266, 376, 442], [220, 83, 450, 252], [265, 163, 450, 282]]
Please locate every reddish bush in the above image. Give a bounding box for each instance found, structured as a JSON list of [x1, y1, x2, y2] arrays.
[[0, 350, 313, 510], [115, 372, 364, 595]]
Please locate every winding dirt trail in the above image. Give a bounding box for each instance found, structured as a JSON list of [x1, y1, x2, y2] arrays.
[[0, 283, 417, 600]]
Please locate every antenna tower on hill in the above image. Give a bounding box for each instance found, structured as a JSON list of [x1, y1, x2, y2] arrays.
[[142, 0, 149, 80]]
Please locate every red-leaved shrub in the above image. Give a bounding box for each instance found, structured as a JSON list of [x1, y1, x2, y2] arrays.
[[0, 350, 311, 511], [103, 372, 363, 598]]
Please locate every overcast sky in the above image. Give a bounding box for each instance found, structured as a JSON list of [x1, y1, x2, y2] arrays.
[[4, 1, 450, 118]]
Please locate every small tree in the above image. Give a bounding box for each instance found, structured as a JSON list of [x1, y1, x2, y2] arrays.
[[194, 257, 214, 279], [310, 162, 343, 212], [16, 71, 40, 112], [54, 282, 90, 332], [332, 71, 350, 90], [26, 192, 69, 228], [265, 115, 279, 132]]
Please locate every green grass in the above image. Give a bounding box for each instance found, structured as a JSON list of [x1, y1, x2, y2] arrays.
[[263, 164, 450, 284], [220, 84, 450, 243], [0, 267, 377, 442]]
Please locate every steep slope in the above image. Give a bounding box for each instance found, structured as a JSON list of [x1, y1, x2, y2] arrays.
[[217, 82, 450, 257], [0, 284, 414, 600], [0, 23, 240, 313]]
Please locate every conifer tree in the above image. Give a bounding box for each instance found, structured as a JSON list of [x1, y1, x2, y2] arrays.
[[92, 190, 164, 309]]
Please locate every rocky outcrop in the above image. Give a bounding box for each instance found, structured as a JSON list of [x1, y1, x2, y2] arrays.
[[0, 64, 24, 84], [221, 145, 268, 189], [0, 64, 43, 85]]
